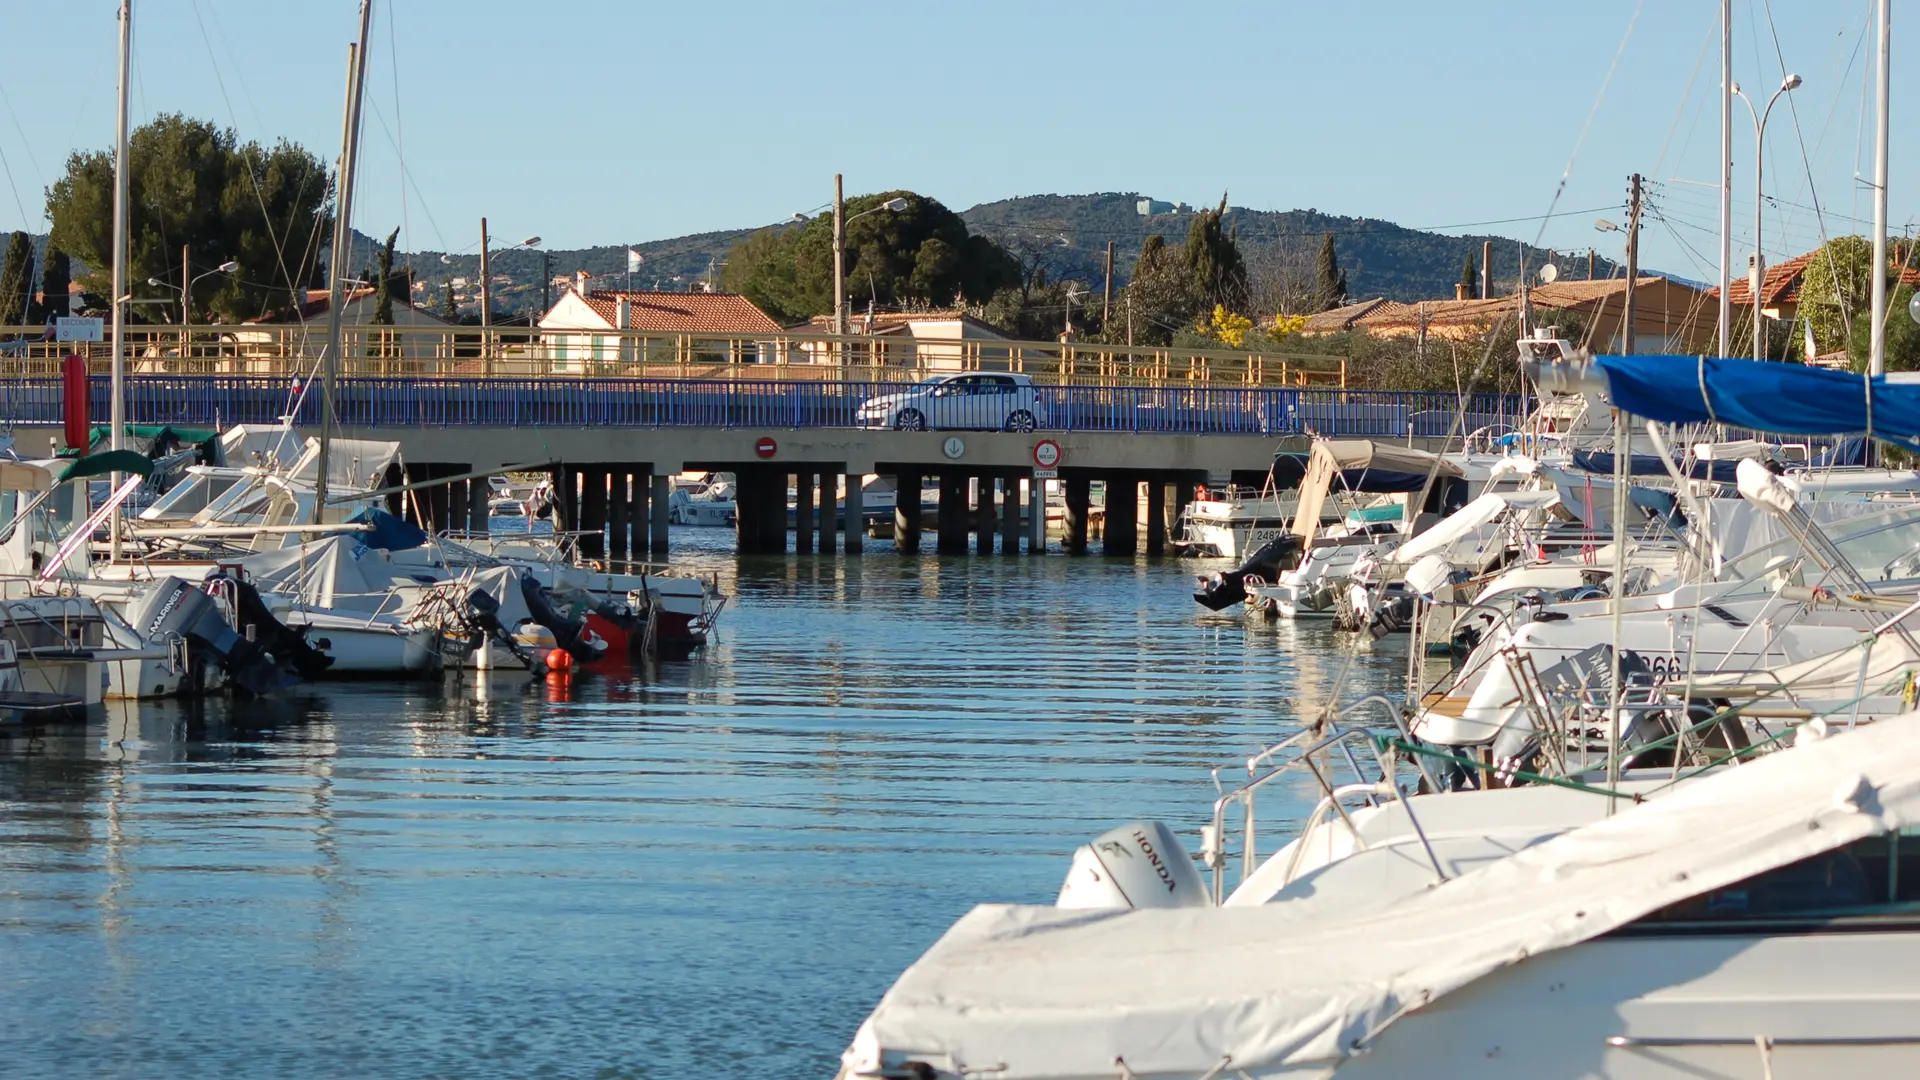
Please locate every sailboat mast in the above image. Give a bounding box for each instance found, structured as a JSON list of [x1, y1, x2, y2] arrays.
[[108, 0, 132, 560], [1718, 0, 1732, 359], [1869, 0, 1891, 377], [313, 0, 373, 524]]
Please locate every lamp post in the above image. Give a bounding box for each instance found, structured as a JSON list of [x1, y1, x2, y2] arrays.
[[148, 259, 238, 325], [829, 180, 908, 336], [1732, 72, 1802, 362]]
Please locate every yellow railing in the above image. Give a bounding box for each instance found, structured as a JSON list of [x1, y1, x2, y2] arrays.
[[0, 323, 1348, 387]]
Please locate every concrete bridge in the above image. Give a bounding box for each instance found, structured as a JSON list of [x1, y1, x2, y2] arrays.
[[3, 375, 1527, 559]]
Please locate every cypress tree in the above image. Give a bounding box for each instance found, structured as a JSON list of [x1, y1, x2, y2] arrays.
[[441, 281, 457, 322], [0, 232, 32, 325], [1182, 193, 1249, 313], [1460, 251, 1478, 299], [372, 227, 399, 325], [1315, 232, 1348, 311], [40, 245, 70, 320]]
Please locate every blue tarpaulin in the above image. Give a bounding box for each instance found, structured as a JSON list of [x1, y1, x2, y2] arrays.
[[1596, 355, 1920, 445], [345, 507, 427, 552], [1571, 450, 1747, 485]]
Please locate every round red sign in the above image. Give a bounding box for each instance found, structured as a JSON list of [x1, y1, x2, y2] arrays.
[[755, 436, 778, 459], [1033, 439, 1062, 469]]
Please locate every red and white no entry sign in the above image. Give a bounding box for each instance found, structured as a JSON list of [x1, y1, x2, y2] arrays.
[[1033, 439, 1062, 469], [755, 436, 778, 459]]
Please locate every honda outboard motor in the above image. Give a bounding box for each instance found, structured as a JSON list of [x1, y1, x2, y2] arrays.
[[139, 577, 296, 695], [1056, 821, 1211, 909], [206, 573, 334, 680], [464, 586, 545, 674], [1192, 534, 1302, 611]]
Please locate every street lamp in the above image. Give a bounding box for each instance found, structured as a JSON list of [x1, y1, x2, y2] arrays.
[[829, 176, 909, 336], [147, 259, 238, 324], [1732, 72, 1802, 361]]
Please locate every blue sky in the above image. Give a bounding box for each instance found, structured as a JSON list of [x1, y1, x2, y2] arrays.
[[0, 0, 1910, 284]]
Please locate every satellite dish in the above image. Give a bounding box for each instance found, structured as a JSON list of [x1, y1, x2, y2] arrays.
[[1538, 263, 1560, 284], [1910, 289, 1920, 327]]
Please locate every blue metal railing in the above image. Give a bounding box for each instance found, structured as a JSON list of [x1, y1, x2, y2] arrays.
[[0, 377, 1535, 438]]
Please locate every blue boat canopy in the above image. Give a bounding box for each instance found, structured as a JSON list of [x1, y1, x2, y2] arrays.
[[1588, 354, 1920, 445]]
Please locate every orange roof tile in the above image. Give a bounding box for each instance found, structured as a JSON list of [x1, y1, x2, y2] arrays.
[[578, 290, 781, 334]]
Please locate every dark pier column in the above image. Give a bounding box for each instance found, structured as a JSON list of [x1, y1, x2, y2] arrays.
[[466, 470, 489, 536], [735, 468, 768, 554], [844, 471, 864, 554], [973, 476, 994, 555], [936, 471, 969, 555], [650, 473, 670, 555], [579, 467, 608, 559], [551, 465, 578, 534], [383, 463, 404, 518], [608, 469, 631, 561], [999, 473, 1023, 555], [1028, 474, 1047, 553], [1145, 477, 1167, 556], [1063, 475, 1090, 555], [794, 471, 816, 554], [895, 469, 923, 553], [1104, 475, 1138, 557]]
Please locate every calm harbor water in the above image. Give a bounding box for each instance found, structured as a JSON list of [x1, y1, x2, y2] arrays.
[[0, 529, 1408, 1079]]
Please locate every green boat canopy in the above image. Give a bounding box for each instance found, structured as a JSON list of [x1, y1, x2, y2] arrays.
[[89, 423, 220, 447], [59, 450, 154, 482]]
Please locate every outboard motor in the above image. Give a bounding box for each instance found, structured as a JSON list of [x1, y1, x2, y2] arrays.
[[517, 572, 606, 664], [205, 573, 334, 681], [1192, 534, 1302, 611], [464, 586, 545, 675], [137, 576, 296, 695], [1056, 821, 1211, 909]]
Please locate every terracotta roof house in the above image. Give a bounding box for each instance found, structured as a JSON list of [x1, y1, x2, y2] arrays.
[[537, 286, 784, 370], [1307, 276, 1715, 354], [796, 309, 1015, 371]]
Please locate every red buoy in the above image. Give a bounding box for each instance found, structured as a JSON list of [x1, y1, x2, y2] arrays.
[[547, 648, 574, 673]]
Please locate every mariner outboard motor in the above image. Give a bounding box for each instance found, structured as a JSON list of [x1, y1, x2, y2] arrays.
[[1192, 534, 1303, 611], [464, 586, 545, 675], [206, 573, 335, 681], [139, 577, 297, 695], [518, 572, 605, 664]]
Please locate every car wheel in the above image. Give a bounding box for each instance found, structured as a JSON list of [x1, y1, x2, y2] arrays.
[[1004, 410, 1036, 433], [896, 408, 927, 431]]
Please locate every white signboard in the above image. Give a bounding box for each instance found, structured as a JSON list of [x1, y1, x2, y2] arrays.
[[1033, 467, 1059, 480], [55, 317, 103, 343]]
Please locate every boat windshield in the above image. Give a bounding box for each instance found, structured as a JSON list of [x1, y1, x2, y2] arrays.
[[1718, 503, 1920, 584], [142, 468, 241, 521]]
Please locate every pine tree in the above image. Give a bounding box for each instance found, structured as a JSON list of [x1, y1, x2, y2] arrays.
[[0, 232, 32, 325], [441, 281, 457, 322], [372, 227, 399, 325], [39, 246, 70, 320], [1315, 232, 1348, 311], [1460, 251, 1478, 299]]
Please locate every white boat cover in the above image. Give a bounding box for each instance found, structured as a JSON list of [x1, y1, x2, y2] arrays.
[[841, 712, 1920, 1080], [234, 535, 436, 612], [1292, 441, 1460, 546], [216, 424, 303, 469], [287, 437, 403, 492], [1390, 490, 1558, 565]]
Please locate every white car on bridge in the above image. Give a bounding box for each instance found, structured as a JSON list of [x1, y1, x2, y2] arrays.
[[856, 373, 1043, 432]]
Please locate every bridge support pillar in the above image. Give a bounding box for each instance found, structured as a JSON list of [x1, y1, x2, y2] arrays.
[[973, 476, 994, 555], [843, 471, 863, 554], [895, 469, 922, 553], [608, 469, 631, 561], [1028, 475, 1047, 553], [649, 473, 671, 555], [467, 470, 489, 536], [1105, 475, 1138, 557], [936, 472, 968, 555], [1063, 475, 1090, 555], [794, 471, 815, 554], [999, 473, 1022, 555], [580, 466, 608, 559], [1145, 477, 1167, 556]]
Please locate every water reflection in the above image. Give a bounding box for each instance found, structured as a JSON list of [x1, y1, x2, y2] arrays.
[[0, 533, 1407, 1078]]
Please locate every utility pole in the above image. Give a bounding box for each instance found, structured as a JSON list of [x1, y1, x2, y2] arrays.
[[1480, 239, 1492, 299], [832, 173, 846, 337], [1588, 248, 1596, 280], [1125, 294, 1133, 348], [542, 249, 551, 313], [1621, 173, 1643, 356], [181, 244, 191, 325], [1101, 240, 1114, 327], [1869, 0, 1891, 376], [478, 217, 491, 332]]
